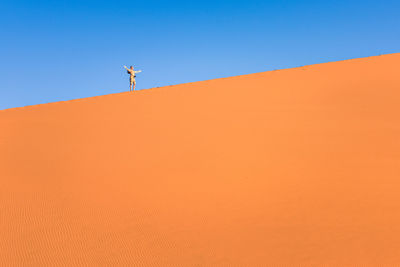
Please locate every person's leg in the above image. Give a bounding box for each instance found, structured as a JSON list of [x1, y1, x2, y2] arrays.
[[133, 80, 136, 91]]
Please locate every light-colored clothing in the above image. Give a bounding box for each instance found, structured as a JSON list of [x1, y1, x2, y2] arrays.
[[124, 66, 142, 91], [125, 68, 142, 85]]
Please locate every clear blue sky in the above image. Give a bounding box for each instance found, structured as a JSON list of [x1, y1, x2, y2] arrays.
[[1, 0, 399, 110]]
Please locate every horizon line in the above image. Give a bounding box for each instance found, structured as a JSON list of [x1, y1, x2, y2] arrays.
[[1, 52, 398, 112]]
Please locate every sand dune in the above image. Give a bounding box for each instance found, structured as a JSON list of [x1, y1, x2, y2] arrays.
[[1, 54, 400, 266]]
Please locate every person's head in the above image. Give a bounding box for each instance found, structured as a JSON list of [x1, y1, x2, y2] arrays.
[[130, 66, 134, 70]]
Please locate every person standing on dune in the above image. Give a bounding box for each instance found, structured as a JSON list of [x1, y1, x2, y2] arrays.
[[124, 65, 142, 92]]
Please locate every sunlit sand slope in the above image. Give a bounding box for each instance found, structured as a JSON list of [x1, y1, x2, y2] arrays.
[[1, 54, 400, 266]]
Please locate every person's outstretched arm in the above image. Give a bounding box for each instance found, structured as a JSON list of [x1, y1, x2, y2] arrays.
[[134, 70, 142, 73], [124, 66, 129, 70]]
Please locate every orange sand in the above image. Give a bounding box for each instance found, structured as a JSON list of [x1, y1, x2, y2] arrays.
[[1, 54, 400, 266]]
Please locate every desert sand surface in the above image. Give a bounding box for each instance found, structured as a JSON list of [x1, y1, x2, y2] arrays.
[[1, 53, 400, 266]]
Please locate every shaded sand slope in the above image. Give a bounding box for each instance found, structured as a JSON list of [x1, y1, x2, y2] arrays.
[[1, 54, 400, 266]]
